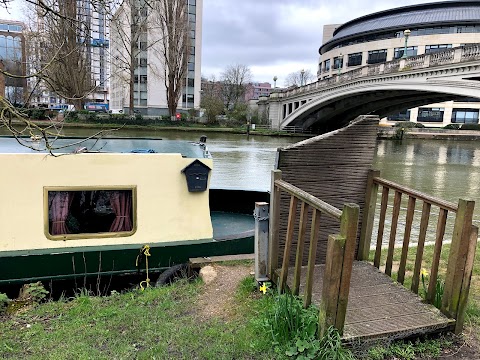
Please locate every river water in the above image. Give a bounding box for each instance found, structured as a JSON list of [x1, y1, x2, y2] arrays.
[[0, 127, 479, 243]]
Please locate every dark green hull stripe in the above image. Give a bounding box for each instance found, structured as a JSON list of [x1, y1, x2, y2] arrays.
[[0, 237, 254, 285]]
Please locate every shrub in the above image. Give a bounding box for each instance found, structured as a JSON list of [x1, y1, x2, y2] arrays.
[[0, 293, 10, 313], [443, 123, 461, 130], [393, 121, 425, 129], [18, 282, 49, 304], [459, 123, 480, 131], [394, 121, 417, 128], [262, 291, 354, 359]]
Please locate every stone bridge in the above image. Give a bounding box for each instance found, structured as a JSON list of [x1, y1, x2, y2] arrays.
[[258, 45, 480, 132]]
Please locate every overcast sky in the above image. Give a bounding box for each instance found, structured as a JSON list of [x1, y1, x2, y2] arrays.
[[3, 0, 438, 85]]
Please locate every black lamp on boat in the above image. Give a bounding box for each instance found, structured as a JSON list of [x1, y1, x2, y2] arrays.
[[181, 159, 211, 192]]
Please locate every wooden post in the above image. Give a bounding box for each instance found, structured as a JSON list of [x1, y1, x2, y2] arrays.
[[398, 196, 416, 284], [455, 225, 478, 334], [336, 203, 360, 332], [304, 209, 321, 308], [386, 191, 402, 276], [358, 169, 380, 261], [319, 234, 345, 338], [278, 195, 298, 294], [254, 202, 269, 283], [442, 199, 475, 319], [427, 208, 447, 303], [411, 202, 431, 294], [293, 202, 309, 295], [374, 187, 389, 268], [268, 170, 282, 281]]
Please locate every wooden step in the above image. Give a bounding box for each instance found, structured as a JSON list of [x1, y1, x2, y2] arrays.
[[189, 254, 254, 269]]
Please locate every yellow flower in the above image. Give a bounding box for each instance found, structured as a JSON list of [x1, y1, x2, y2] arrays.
[[421, 268, 428, 277], [259, 283, 268, 294]]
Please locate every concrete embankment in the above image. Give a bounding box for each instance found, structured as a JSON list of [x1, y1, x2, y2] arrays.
[[377, 127, 480, 141]]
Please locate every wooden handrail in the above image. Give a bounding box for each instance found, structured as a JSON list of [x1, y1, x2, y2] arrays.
[[359, 169, 477, 334], [275, 179, 342, 219], [373, 177, 458, 212], [269, 170, 359, 336]]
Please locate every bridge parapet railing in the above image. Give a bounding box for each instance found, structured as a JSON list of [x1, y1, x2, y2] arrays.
[[279, 45, 478, 101], [384, 60, 400, 73], [405, 55, 426, 69], [368, 63, 382, 76], [357, 169, 477, 334], [461, 44, 480, 62], [268, 170, 359, 336], [430, 48, 455, 66]]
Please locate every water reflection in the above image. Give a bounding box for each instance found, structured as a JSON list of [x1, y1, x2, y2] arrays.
[[374, 139, 480, 244]]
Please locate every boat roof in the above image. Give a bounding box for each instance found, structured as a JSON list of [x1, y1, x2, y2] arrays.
[[0, 136, 210, 159]]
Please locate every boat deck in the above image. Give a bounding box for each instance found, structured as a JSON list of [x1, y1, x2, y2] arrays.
[[211, 211, 254, 241], [285, 261, 454, 342]]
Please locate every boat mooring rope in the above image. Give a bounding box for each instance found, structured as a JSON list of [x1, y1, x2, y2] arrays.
[[136, 245, 151, 290]]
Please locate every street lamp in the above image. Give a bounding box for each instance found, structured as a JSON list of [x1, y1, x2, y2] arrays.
[[402, 29, 411, 58], [300, 69, 305, 86], [273, 76, 277, 88]]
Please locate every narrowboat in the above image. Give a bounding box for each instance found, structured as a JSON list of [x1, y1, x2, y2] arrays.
[[0, 137, 266, 289]]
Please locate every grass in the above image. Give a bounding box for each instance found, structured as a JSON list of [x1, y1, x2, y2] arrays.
[[0, 278, 275, 359], [1, 241, 478, 359]]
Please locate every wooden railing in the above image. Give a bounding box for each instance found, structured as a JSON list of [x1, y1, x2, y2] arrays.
[[268, 170, 359, 335], [357, 169, 478, 334]]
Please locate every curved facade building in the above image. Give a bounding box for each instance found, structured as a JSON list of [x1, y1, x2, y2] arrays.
[[318, 1, 480, 126]]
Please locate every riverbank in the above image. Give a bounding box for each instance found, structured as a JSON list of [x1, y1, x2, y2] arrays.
[[377, 127, 480, 141], [10, 119, 310, 138]]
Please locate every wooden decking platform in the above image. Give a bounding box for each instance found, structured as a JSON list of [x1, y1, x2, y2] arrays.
[[285, 261, 454, 342]]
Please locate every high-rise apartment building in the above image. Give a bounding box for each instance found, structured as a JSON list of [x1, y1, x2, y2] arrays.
[[109, 0, 202, 115], [0, 19, 26, 105]]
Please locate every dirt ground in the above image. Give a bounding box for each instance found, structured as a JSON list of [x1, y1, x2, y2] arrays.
[[195, 263, 480, 359], [196, 264, 254, 321]]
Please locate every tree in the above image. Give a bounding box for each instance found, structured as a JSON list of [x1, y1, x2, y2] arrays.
[[284, 69, 316, 87], [38, 0, 96, 111], [152, 0, 190, 120], [221, 64, 252, 111], [200, 75, 223, 124]]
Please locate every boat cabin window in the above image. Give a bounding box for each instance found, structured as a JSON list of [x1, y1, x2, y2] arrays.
[[45, 188, 136, 239]]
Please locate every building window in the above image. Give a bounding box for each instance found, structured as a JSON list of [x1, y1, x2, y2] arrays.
[[333, 56, 343, 69], [451, 109, 479, 124], [394, 46, 418, 59], [45, 188, 136, 240], [187, 78, 194, 87], [425, 44, 452, 54], [140, 75, 147, 83], [387, 109, 411, 122], [367, 49, 387, 64], [347, 52, 362, 66], [417, 108, 445, 122], [323, 59, 330, 72], [139, 58, 147, 67]]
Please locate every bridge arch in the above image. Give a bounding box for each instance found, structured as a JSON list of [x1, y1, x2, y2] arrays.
[[278, 65, 480, 132]]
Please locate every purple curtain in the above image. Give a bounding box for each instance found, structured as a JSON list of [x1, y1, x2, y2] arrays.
[[109, 191, 133, 232], [50, 192, 73, 235]]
